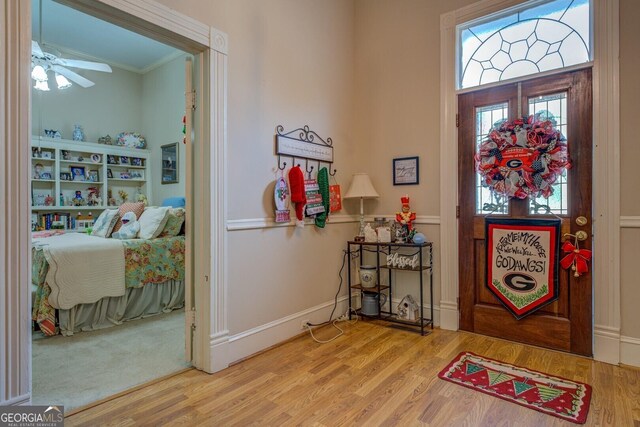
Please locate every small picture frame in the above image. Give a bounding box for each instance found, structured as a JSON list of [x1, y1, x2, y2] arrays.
[[41, 151, 52, 159], [107, 169, 113, 179], [60, 172, 71, 181], [87, 170, 99, 182], [107, 155, 118, 165], [40, 172, 52, 180], [393, 156, 419, 185], [131, 158, 143, 167], [71, 166, 86, 181], [119, 171, 131, 179], [119, 156, 130, 165]]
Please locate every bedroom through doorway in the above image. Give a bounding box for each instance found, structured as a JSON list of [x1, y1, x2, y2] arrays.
[[30, 0, 194, 411]]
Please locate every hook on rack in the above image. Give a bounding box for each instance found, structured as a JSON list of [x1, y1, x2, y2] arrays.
[[305, 160, 314, 179], [277, 155, 287, 170]]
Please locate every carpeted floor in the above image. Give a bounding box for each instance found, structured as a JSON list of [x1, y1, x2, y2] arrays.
[[32, 309, 190, 411]]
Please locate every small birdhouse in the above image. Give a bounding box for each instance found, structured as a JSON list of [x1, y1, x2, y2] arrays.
[[397, 294, 419, 321]]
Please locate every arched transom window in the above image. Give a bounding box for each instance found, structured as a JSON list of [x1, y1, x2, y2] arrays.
[[457, 0, 592, 89]]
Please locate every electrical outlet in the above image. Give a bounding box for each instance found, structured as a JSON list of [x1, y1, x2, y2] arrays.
[[300, 319, 310, 329]]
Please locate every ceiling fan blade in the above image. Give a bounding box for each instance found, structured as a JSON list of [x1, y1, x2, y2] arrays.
[[32, 40, 44, 57], [51, 65, 95, 88], [54, 58, 112, 73]]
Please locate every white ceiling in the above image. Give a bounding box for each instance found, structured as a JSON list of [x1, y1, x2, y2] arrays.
[[32, 0, 182, 72]]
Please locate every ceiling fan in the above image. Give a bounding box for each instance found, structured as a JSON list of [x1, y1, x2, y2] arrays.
[[31, 40, 112, 91]]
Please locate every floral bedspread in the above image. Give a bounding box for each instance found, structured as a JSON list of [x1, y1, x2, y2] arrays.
[[32, 236, 185, 335]]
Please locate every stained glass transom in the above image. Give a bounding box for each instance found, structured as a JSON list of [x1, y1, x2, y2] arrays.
[[458, 0, 591, 89], [476, 103, 509, 214]]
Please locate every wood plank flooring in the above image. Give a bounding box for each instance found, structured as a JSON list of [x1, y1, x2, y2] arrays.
[[66, 321, 640, 426]]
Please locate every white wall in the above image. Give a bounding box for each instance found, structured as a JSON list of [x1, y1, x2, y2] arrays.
[[155, 0, 359, 355], [141, 54, 187, 205], [619, 0, 640, 363], [31, 66, 143, 143]]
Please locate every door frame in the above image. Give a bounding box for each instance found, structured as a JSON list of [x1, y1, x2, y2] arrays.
[[439, 0, 620, 363], [1, 0, 229, 405]]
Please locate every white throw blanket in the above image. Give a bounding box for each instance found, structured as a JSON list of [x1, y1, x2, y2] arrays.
[[36, 233, 125, 309]]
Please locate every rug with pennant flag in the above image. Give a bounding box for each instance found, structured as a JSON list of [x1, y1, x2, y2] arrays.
[[438, 352, 592, 424]]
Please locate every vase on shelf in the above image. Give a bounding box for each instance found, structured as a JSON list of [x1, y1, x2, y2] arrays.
[[72, 124, 85, 141]]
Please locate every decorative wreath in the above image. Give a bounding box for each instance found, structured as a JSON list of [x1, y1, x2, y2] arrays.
[[475, 115, 571, 200]]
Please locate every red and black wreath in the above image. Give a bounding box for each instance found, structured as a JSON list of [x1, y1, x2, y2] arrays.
[[475, 116, 571, 200]]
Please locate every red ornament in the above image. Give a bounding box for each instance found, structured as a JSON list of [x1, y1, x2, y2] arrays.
[[560, 240, 592, 277]]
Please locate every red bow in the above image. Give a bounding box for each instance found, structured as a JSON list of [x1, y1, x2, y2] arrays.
[[560, 241, 592, 277]]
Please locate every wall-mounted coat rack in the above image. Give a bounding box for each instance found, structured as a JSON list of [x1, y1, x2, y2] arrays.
[[275, 125, 337, 178]]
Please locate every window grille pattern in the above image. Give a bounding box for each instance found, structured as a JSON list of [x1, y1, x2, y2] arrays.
[[459, 0, 590, 89], [476, 103, 509, 214], [528, 92, 569, 215]]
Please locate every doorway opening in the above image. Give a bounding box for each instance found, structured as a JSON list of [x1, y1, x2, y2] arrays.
[[29, 0, 197, 410]]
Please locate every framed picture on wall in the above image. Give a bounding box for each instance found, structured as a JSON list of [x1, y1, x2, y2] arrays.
[[161, 143, 178, 184], [393, 156, 419, 185]]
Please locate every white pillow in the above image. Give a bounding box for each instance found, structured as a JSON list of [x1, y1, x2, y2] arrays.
[[91, 209, 119, 238], [137, 206, 170, 239]]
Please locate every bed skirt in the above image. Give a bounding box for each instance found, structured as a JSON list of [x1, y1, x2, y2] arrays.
[[58, 279, 185, 336]]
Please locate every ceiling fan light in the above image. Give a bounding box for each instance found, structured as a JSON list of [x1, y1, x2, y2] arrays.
[[31, 64, 48, 82], [55, 73, 72, 90], [34, 80, 50, 91]]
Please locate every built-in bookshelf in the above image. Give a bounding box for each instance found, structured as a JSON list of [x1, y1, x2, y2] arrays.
[[31, 136, 151, 230]]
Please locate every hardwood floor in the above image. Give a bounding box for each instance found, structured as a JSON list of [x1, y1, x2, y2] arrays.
[[67, 321, 640, 426]]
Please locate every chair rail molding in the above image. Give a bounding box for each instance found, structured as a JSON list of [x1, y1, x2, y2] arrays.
[[440, 0, 621, 364]]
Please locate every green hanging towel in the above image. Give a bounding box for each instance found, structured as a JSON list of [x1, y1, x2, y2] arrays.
[[315, 167, 330, 228]]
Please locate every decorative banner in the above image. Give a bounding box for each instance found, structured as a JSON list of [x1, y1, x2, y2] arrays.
[[304, 179, 325, 216], [329, 184, 342, 212], [274, 177, 290, 223], [486, 218, 560, 320]]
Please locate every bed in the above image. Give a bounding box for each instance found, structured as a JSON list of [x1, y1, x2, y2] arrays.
[[32, 233, 185, 336]]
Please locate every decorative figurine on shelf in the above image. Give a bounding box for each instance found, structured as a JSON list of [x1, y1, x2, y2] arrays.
[[118, 190, 129, 204], [72, 190, 86, 206], [98, 134, 112, 145], [61, 150, 71, 160], [107, 189, 117, 207], [395, 195, 416, 242], [44, 195, 54, 206], [364, 224, 377, 242], [73, 124, 85, 141]]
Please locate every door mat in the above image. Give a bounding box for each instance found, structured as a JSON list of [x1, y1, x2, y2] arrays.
[[438, 351, 591, 424]]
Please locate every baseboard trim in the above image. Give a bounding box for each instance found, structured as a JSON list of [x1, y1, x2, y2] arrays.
[[226, 296, 350, 363], [439, 301, 459, 331], [621, 335, 640, 367], [2, 394, 31, 406], [594, 324, 621, 365]]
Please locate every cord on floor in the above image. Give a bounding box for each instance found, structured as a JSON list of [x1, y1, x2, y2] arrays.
[[304, 308, 358, 344]]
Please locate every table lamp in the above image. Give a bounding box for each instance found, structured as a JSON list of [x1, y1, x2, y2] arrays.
[[344, 173, 379, 238]]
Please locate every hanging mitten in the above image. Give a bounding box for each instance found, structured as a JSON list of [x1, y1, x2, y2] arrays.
[[315, 167, 330, 228], [288, 166, 306, 227]]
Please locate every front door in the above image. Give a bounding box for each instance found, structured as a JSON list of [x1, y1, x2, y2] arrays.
[[458, 68, 593, 356]]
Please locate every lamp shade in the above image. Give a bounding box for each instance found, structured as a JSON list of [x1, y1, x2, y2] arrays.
[[344, 173, 379, 199]]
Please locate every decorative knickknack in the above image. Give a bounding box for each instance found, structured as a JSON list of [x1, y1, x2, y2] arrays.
[[73, 124, 85, 141], [397, 295, 420, 321]]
